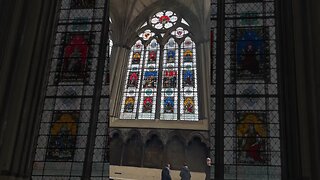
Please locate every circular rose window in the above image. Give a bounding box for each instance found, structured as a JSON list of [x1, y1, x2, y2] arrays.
[[150, 10, 178, 30]]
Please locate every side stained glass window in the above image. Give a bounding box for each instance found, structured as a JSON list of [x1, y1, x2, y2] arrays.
[[32, 0, 109, 178], [120, 10, 199, 121], [220, 0, 282, 179]]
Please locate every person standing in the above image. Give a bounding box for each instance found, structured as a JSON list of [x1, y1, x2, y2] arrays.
[[179, 163, 191, 180], [205, 158, 212, 180], [161, 163, 172, 180]]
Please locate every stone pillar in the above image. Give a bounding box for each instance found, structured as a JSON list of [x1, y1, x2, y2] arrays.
[[0, 0, 58, 179], [109, 45, 130, 118], [304, 0, 320, 179], [196, 40, 211, 120], [290, 0, 320, 179]]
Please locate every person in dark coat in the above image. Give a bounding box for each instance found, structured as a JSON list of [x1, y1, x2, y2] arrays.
[[205, 157, 213, 180], [179, 163, 191, 180], [161, 163, 172, 180]]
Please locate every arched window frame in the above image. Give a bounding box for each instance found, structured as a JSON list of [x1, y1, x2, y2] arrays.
[[119, 10, 200, 121]]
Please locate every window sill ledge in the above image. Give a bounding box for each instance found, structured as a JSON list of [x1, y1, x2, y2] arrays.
[[109, 117, 209, 130]]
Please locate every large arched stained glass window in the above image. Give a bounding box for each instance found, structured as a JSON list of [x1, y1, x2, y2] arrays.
[[120, 10, 199, 121]]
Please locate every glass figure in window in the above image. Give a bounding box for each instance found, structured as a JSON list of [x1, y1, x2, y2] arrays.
[[124, 97, 135, 113], [142, 97, 153, 113], [163, 71, 177, 88], [237, 113, 267, 164], [167, 50, 175, 63], [128, 72, 139, 88], [70, 0, 95, 9], [61, 34, 90, 82], [241, 42, 259, 74], [235, 28, 267, 80], [132, 52, 141, 64], [143, 71, 157, 88], [47, 112, 78, 161], [148, 51, 156, 63], [183, 70, 194, 87], [184, 97, 194, 114], [183, 49, 193, 62], [164, 97, 174, 113]]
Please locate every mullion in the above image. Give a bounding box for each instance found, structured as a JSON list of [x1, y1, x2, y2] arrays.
[[82, 0, 108, 177], [135, 45, 147, 119], [215, 0, 226, 179]]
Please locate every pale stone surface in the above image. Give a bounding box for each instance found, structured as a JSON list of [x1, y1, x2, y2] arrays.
[[110, 165, 205, 180]]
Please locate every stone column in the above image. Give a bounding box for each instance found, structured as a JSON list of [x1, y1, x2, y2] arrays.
[[0, 0, 58, 179], [290, 0, 320, 179], [109, 45, 130, 119], [196, 40, 211, 120], [303, 0, 320, 179]]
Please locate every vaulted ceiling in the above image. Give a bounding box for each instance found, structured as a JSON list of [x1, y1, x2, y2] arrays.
[[110, 0, 210, 45]]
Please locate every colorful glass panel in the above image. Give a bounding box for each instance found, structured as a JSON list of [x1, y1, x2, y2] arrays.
[[127, 72, 139, 88], [132, 52, 141, 64], [46, 111, 79, 160], [232, 28, 269, 81], [160, 38, 179, 120], [138, 39, 160, 119], [148, 51, 157, 64], [183, 70, 194, 87], [56, 33, 92, 83], [143, 71, 157, 88], [164, 97, 174, 113], [163, 70, 177, 88], [142, 97, 153, 113], [171, 27, 189, 38], [120, 40, 144, 119], [183, 97, 195, 114], [180, 37, 198, 120], [236, 113, 267, 164], [151, 10, 178, 30], [124, 97, 135, 113], [139, 29, 155, 41]]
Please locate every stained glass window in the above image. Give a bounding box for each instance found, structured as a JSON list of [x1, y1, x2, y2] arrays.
[[223, 0, 281, 177], [120, 10, 199, 121], [210, 0, 282, 179], [33, 0, 109, 178]]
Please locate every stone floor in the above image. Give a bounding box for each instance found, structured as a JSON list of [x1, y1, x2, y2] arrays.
[[110, 165, 205, 180]]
